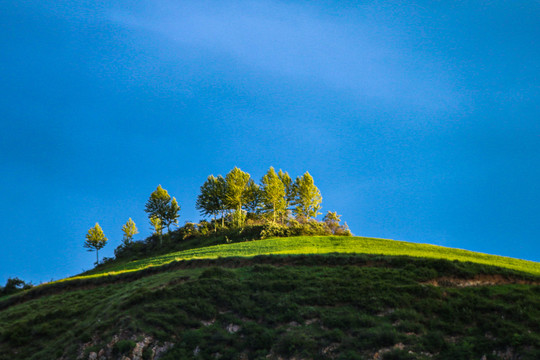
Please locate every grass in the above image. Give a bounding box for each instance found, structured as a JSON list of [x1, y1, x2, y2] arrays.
[[73, 236, 540, 280], [1, 235, 538, 359], [1, 256, 539, 360]]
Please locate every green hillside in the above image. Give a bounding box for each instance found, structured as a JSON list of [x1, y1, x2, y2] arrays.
[[1, 236, 539, 360], [76, 236, 540, 280]]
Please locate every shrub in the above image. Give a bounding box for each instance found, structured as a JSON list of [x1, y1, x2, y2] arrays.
[[323, 211, 352, 236], [241, 322, 275, 350], [382, 349, 415, 360], [199, 267, 237, 279], [112, 340, 136, 355], [421, 331, 447, 352], [368, 325, 399, 348], [0, 277, 32, 296], [260, 223, 292, 239], [198, 220, 211, 235], [293, 220, 332, 236], [178, 222, 199, 240], [275, 331, 316, 357]]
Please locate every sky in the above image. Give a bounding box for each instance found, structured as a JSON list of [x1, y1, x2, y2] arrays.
[[1, 0, 539, 285]]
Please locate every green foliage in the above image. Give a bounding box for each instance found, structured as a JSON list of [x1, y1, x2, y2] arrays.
[[324, 211, 352, 235], [145, 185, 170, 223], [121, 218, 138, 245], [230, 209, 246, 228], [292, 172, 322, 220], [166, 197, 181, 230], [149, 216, 163, 237], [0, 278, 32, 296], [177, 222, 197, 240], [199, 267, 237, 279], [84, 223, 108, 264], [260, 166, 286, 223], [196, 175, 228, 229], [86, 236, 540, 278], [145, 185, 180, 233], [259, 223, 293, 239], [195, 167, 328, 228], [278, 169, 294, 203], [278, 169, 294, 223], [1, 254, 539, 360], [275, 331, 317, 357], [243, 179, 262, 214], [225, 167, 251, 227], [382, 349, 416, 360], [112, 340, 136, 355]]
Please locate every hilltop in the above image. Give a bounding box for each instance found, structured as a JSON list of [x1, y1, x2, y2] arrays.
[[1, 235, 539, 360]]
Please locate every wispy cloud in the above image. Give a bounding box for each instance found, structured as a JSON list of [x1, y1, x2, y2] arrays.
[[108, 0, 461, 111]]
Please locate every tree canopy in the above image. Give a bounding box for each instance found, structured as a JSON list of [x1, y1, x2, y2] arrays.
[[145, 185, 180, 234], [292, 172, 322, 220], [196, 175, 228, 230], [84, 223, 108, 264], [225, 167, 252, 226], [243, 179, 262, 215], [194, 167, 327, 226], [121, 218, 138, 245], [85, 166, 348, 267], [261, 167, 286, 223], [150, 216, 164, 245]]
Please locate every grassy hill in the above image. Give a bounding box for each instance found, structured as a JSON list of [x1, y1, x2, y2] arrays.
[[1, 236, 539, 360], [75, 236, 540, 280]]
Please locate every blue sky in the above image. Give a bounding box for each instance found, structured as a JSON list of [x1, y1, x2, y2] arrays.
[[1, 1, 539, 285]]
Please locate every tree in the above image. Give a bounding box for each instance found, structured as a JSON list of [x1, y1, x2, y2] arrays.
[[196, 175, 230, 230], [292, 172, 322, 220], [165, 197, 181, 232], [225, 167, 252, 227], [0, 277, 32, 296], [243, 179, 262, 215], [145, 184, 170, 221], [323, 211, 341, 234], [196, 175, 222, 231], [84, 223, 108, 265], [214, 175, 229, 227], [261, 167, 286, 223], [121, 218, 138, 245], [278, 169, 294, 222], [150, 216, 164, 245], [323, 211, 352, 236], [278, 169, 294, 203], [145, 185, 179, 234]]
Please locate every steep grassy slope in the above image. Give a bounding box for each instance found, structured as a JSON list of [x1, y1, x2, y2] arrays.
[[1, 237, 539, 360], [77, 236, 540, 280]]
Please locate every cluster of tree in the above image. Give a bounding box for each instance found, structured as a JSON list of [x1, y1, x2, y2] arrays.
[[84, 167, 349, 265], [83, 185, 181, 264], [196, 167, 322, 229], [0, 277, 32, 296]]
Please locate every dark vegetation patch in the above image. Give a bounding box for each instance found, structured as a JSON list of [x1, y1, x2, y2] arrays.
[[0, 255, 539, 360], [1, 254, 536, 310]]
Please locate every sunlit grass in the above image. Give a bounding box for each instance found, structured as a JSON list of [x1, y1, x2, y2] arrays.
[[3, 260, 539, 360], [70, 236, 540, 281]]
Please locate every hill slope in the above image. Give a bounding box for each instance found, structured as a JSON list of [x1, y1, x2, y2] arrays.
[[77, 236, 540, 280], [1, 236, 539, 360]]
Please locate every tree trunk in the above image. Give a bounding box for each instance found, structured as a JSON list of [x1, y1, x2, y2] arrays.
[[96, 249, 99, 265], [238, 203, 242, 227]]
